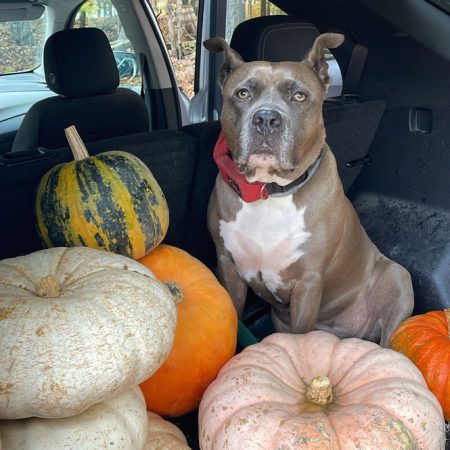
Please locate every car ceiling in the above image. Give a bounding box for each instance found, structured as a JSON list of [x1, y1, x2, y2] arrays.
[[271, 0, 450, 62]]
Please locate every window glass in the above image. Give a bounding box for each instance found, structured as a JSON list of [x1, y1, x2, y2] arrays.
[[149, 0, 199, 98], [72, 0, 140, 88], [0, 10, 47, 75]]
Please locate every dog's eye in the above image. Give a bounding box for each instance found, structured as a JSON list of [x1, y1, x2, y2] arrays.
[[292, 92, 307, 102], [236, 89, 250, 100]]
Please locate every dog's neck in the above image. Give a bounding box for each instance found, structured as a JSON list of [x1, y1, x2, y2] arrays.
[[213, 131, 322, 202]]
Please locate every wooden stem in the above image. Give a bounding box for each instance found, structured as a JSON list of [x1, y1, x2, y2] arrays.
[[64, 125, 90, 161], [305, 376, 334, 406], [36, 275, 61, 298], [445, 309, 450, 340]]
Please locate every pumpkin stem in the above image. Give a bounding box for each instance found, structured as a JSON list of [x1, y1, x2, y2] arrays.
[[445, 309, 450, 340], [65, 125, 90, 161], [164, 282, 183, 305], [36, 275, 61, 298], [305, 376, 334, 406]]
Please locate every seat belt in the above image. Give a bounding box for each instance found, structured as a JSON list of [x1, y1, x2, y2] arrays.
[[343, 43, 368, 95], [139, 53, 153, 130]]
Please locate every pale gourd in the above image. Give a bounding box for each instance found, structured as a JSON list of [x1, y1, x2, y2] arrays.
[[0, 387, 147, 449], [199, 331, 445, 450], [0, 247, 178, 419], [144, 412, 191, 450]]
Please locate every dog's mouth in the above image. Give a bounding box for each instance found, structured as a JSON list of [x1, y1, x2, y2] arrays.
[[238, 146, 276, 171], [237, 145, 296, 176]]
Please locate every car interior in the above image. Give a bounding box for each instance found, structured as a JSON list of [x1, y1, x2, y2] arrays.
[[0, 0, 449, 446], [11, 27, 149, 151]]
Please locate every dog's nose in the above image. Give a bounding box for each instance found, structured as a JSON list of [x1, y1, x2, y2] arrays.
[[252, 109, 282, 134]]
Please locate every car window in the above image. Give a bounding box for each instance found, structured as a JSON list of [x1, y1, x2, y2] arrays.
[[149, 0, 200, 99], [146, 1, 293, 101], [72, 0, 140, 89], [0, 9, 47, 75]]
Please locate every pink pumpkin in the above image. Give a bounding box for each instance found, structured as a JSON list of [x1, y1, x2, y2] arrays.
[[144, 412, 191, 449], [199, 331, 445, 450]]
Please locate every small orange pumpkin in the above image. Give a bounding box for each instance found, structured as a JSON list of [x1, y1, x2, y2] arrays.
[[389, 309, 450, 420], [139, 245, 237, 417]]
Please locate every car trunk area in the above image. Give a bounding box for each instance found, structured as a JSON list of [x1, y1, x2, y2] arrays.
[[0, 0, 449, 447]]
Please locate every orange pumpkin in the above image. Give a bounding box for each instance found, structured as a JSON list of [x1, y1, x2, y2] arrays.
[[389, 309, 450, 420], [138, 245, 237, 417]]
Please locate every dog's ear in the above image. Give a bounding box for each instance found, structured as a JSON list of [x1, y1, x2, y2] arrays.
[[203, 37, 244, 89], [305, 33, 345, 89]]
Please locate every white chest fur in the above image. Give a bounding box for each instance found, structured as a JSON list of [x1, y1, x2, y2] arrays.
[[219, 196, 310, 297]]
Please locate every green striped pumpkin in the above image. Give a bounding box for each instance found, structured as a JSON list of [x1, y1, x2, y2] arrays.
[[35, 126, 169, 260]]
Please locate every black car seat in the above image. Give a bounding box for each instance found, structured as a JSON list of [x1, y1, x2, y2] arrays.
[[12, 27, 148, 152], [229, 15, 367, 97], [230, 16, 320, 62]]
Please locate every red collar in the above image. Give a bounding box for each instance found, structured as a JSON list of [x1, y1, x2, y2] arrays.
[[213, 131, 321, 203], [213, 132, 268, 202]]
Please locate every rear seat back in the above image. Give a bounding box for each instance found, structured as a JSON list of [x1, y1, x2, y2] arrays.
[[0, 130, 201, 261], [0, 105, 384, 264], [230, 17, 319, 63]]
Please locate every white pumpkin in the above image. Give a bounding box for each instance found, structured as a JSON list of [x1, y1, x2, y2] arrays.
[[0, 386, 147, 449], [0, 247, 178, 419], [144, 412, 191, 450]]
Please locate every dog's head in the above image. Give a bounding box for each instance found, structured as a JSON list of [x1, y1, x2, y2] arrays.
[[204, 33, 344, 185]]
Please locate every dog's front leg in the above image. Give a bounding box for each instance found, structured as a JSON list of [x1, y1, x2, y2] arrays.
[[216, 250, 248, 318], [289, 271, 324, 334]]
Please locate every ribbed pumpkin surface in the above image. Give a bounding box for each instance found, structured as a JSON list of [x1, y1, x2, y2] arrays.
[[0, 387, 148, 449], [0, 247, 177, 420], [35, 150, 169, 260], [199, 331, 445, 450], [144, 412, 191, 449], [139, 245, 238, 417], [389, 309, 450, 420]]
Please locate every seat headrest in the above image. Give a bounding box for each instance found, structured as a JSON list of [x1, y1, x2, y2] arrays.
[[44, 27, 119, 98], [230, 16, 319, 63]]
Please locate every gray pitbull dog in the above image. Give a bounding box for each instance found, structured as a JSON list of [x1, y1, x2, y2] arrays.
[[204, 33, 413, 346]]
